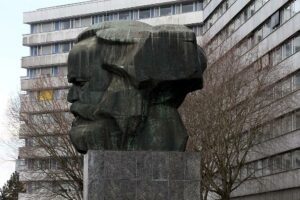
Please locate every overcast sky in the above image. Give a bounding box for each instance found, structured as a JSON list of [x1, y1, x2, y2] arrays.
[[0, 0, 86, 188]]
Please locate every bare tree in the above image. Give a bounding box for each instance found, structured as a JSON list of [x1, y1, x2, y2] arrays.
[[8, 76, 83, 200], [180, 42, 284, 200]]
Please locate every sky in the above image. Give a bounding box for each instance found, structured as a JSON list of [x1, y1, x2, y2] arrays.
[[0, 0, 85, 188]]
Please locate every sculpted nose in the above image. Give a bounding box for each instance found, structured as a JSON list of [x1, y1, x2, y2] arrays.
[[67, 86, 80, 103]]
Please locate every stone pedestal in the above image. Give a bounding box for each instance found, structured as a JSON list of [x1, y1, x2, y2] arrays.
[[84, 151, 201, 200], [84, 151, 200, 200]]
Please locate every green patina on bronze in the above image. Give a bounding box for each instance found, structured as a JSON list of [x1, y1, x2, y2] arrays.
[[67, 21, 207, 153]]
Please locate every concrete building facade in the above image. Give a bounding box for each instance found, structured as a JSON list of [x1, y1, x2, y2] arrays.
[[18, 0, 300, 199]]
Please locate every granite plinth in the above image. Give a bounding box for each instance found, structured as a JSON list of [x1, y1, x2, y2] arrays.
[[84, 151, 201, 200]]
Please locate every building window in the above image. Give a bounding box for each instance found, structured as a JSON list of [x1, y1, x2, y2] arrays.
[[295, 0, 300, 13], [41, 45, 52, 55], [51, 66, 59, 76], [262, 19, 271, 38], [81, 17, 91, 27], [282, 114, 293, 133], [62, 43, 71, 53], [272, 119, 282, 137], [271, 11, 280, 29], [282, 40, 293, 59], [272, 47, 282, 65], [151, 7, 159, 18], [160, 5, 172, 16], [38, 90, 53, 101], [139, 8, 151, 19], [262, 158, 271, 175], [196, 1, 203, 11], [281, 3, 293, 23], [182, 2, 194, 13], [294, 71, 300, 89], [254, 0, 263, 11], [293, 150, 300, 168], [282, 79, 292, 96], [272, 155, 282, 173], [175, 4, 182, 14], [293, 35, 300, 52], [247, 2, 255, 17], [61, 20, 71, 30], [42, 22, 53, 32], [54, 21, 60, 31], [52, 44, 59, 54], [296, 110, 300, 129], [119, 11, 131, 20], [254, 160, 263, 177], [254, 27, 263, 44], [28, 68, 41, 78], [282, 152, 292, 170], [31, 24, 40, 33]]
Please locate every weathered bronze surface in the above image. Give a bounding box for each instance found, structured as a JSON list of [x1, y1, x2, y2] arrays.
[[67, 21, 206, 153]]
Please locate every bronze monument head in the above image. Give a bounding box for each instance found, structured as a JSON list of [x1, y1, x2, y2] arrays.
[[67, 21, 206, 153]]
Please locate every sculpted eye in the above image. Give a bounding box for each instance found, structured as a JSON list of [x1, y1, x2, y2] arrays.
[[73, 80, 87, 88]]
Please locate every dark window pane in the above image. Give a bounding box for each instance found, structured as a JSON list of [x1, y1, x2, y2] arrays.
[[61, 20, 70, 30], [119, 11, 131, 20], [62, 43, 70, 53], [296, 111, 300, 129], [271, 11, 280, 29], [139, 8, 151, 19], [294, 36, 300, 52], [182, 2, 194, 13], [282, 152, 292, 170], [54, 21, 60, 31], [295, 72, 300, 90], [262, 158, 271, 175], [160, 5, 172, 16], [272, 155, 282, 173], [293, 150, 300, 168]]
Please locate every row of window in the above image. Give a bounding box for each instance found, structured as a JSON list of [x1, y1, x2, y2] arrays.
[[30, 0, 202, 34], [202, 0, 237, 34], [189, 24, 202, 36], [30, 42, 73, 56], [93, 1, 202, 24], [260, 109, 300, 142], [266, 71, 300, 103], [25, 136, 60, 147], [26, 66, 67, 78], [241, 149, 300, 178], [233, 28, 300, 80], [208, 0, 271, 54], [236, 0, 300, 58], [272, 36, 300, 66], [26, 181, 74, 194], [203, 0, 212, 8], [18, 158, 62, 171], [31, 89, 68, 101], [28, 112, 73, 125]]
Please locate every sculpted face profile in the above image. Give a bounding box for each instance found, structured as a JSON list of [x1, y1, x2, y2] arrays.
[[67, 21, 207, 153]]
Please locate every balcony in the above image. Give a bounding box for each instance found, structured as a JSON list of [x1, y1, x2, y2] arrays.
[[139, 11, 203, 26], [203, 0, 287, 47], [19, 122, 70, 138], [20, 99, 69, 114], [20, 75, 69, 91], [23, 28, 85, 46], [19, 191, 77, 200], [18, 146, 68, 158], [24, 0, 182, 23], [18, 147, 50, 158], [231, 168, 300, 197], [21, 53, 68, 68]]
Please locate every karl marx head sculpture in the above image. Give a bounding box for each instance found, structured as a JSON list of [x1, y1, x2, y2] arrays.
[[67, 21, 206, 153]]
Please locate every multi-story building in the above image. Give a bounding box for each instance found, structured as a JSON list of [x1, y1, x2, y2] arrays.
[[18, 0, 300, 199]]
